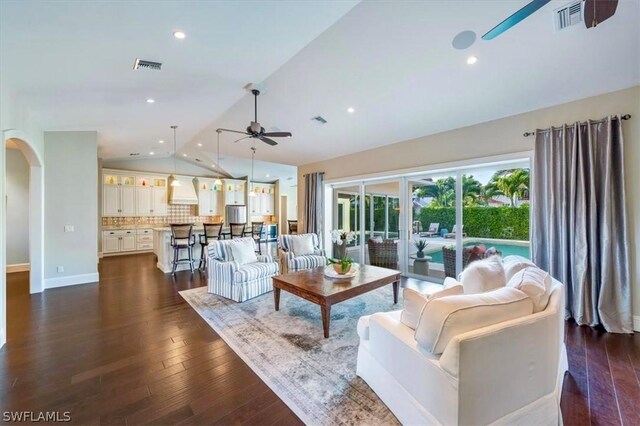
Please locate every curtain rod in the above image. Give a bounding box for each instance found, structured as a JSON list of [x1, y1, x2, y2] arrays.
[[523, 114, 631, 137], [302, 172, 325, 177]]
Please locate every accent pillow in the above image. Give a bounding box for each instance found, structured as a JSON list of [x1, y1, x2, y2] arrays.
[[443, 277, 461, 289], [414, 287, 533, 354], [459, 255, 506, 294], [291, 235, 316, 256], [507, 266, 552, 313], [503, 255, 536, 281], [400, 284, 463, 330], [229, 238, 258, 265]]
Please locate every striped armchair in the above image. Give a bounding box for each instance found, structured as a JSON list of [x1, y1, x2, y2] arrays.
[[207, 237, 279, 302], [278, 233, 327, 274]]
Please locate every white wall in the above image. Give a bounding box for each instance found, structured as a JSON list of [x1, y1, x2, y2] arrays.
[[102, 157, 220, 177], [44, 131, 98, 287], [5, 148, 29, 265], [299, 86, 640, 330], [1, 87, 45, 347], [278, 179, 298, 221]]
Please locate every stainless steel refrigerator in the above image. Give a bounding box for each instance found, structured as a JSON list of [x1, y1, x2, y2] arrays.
[[225, 205, 247, 224]]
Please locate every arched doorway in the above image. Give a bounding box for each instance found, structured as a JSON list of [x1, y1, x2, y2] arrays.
[[4, 131, 44, 294]]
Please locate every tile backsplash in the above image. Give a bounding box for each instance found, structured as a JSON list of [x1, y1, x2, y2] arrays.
[[102, 204, 221, 227]]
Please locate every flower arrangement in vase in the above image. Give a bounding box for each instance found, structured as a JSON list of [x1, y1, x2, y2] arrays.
[[331, 229, 356, 259]]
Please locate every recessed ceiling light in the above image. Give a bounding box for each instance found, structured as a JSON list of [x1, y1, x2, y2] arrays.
[[347, 107, 355, 113], [211, 164, 216, 168], [146, 98, 155, 104], [173, 31, 186, 39], [158, 140, 164, 144], [149, 151, 155, 155], [466, 56, 478, 65], [197, 143, 202, 147], [266, 174, 270, 177], [182, 153, 187, 157]]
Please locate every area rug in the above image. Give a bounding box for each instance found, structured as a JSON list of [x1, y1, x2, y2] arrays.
[[179, 285, 402, 425]]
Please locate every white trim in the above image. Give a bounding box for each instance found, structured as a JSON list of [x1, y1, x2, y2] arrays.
[[44, 272, 99, 289], [633, 315, 640, 332], [323, 151, 534, 185], [0, 327, 5, 349], [98, 251, 103, 259], [6, 263, 30, 273]]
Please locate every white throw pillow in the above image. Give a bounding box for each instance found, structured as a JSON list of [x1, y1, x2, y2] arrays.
[[459, 255, 506, 294], [443, 277, 461, 289], [229, 238, 258, 265], [291, 235, 316, 256], [400, 285, 463, 330], [414, 287, 533, 354], [503, 255, 536, 281], [507, 266, 552, 313]]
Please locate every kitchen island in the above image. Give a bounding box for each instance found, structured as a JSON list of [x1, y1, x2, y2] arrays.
[[153, 226, 207, 273]]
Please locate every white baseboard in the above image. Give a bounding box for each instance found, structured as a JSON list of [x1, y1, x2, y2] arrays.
[[634, 315, 640, 333], [0, 327, 5, 349], [45, 272, 99, 289], [6, 263, 30, 273]]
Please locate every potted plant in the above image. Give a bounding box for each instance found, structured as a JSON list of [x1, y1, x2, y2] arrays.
[[327, 257, 354, 275], [331, 229, 356, 259], [414, 238, 428, 258]]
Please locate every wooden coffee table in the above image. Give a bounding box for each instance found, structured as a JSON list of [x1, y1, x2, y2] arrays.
[[272, 265, 401, 338]]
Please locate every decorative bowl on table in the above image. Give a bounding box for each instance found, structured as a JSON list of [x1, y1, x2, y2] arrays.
[[324, 263, 359, 279]]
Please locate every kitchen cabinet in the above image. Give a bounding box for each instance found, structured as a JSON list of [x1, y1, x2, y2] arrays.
[[195, 178, 223, 216], [103, 229, 153, 255], [249, 183, 275, 216], [135, 176, 167, 216], [103, 173, 136, 217], [224, 179, 246, 206]]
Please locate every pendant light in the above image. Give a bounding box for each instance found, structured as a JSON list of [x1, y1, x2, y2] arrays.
[[214, 129, 223, 186], [248, 144, 257, 198], [170, 125, 181, 187]]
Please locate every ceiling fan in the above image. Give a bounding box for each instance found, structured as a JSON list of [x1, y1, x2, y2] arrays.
[[482, 0, 619, 41], [217, 89, 292, 146]]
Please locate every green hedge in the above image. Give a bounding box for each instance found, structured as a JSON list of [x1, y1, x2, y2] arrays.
[[417, 206, 529, 240]]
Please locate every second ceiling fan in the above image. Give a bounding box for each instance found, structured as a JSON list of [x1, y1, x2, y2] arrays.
[[217, 89, 292, 146]]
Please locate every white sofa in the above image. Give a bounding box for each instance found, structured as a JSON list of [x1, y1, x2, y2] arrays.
[[356, 278, 568, 425]]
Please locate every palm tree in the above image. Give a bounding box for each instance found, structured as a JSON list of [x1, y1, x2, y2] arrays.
[[485, 169, 530, 206]]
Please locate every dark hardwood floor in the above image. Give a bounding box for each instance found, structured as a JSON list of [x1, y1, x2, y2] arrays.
[[1, 252, 639, 425]]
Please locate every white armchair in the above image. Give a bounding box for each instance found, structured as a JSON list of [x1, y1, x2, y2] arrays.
[[207, 238, 279, 302], [356, 279, 568, 425], [278, 233, 327, 274]]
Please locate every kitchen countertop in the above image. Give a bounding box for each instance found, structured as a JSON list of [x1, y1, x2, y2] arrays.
[[103, 222, 279, 231], [102, 224, 157, 230]]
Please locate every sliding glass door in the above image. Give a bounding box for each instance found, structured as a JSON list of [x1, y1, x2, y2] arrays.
[[327, 156, 531, 284]]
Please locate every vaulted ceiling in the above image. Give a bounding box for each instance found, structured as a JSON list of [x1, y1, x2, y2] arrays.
[[2, 0, 639, 174]]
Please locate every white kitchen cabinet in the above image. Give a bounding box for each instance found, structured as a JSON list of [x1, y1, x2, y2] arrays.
[[249, 183, 275, 216], [195, 178, 223, 216], [135, 176, 167, 216], [102, 173, 136, 217], [224, 179, 246, 206], [103, 229, 153, 255]]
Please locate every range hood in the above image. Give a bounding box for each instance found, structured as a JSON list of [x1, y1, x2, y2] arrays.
[[168, 175, 198, 205]]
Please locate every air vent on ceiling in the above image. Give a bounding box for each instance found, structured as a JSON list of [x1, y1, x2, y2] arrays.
[[129, 152, 140, 156], [311, 115, 327, 124], [133, 59, 162, 71], [554, 1, 582, 31], [195, 158, 202, 162]]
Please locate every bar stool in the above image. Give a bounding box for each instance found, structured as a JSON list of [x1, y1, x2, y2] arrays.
[[247, 222, 265, 254], [198, 222, 222, 270], [170, 223, 195, 275], [229, 223, 245, 239], [288, 220, 298, 234]]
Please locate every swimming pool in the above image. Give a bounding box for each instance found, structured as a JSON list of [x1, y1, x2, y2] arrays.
[[426, 241, 530, 263]]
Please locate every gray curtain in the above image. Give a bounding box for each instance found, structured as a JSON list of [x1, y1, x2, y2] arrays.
[[304, 172, 324, 236], [532, 116, 632, 333]]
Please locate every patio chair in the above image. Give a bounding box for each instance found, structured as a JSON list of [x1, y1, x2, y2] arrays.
[[367, 237, 399, 270], [444, 224, 466, 239], [420, 222, 440, 238], [442, 244, 486, 278]]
